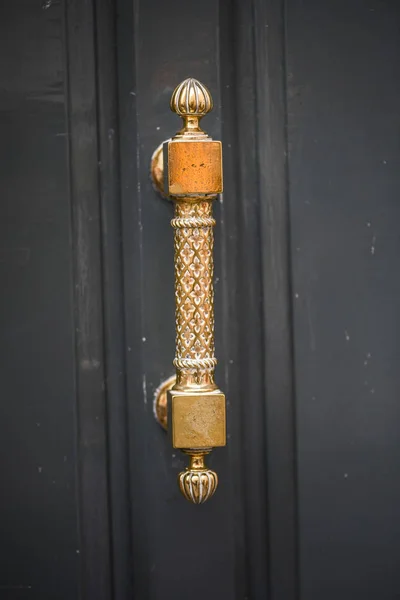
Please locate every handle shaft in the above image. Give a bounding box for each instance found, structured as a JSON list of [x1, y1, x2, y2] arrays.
[[172, 198, 217, 390]]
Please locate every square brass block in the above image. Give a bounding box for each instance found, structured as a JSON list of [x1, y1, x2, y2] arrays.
[[168, 390, 226, 449], [164, 140, 223, 196]]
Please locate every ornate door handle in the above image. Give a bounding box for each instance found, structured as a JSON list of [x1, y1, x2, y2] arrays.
[[151, 79, 226, 504]]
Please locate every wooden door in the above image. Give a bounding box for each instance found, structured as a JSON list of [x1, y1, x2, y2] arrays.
[[0, 1, 399, 599]]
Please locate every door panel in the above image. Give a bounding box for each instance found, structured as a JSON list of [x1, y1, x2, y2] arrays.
[[0, 2, 80, 598], [287, 1, 400, 598], [117, 2, 238, 598]]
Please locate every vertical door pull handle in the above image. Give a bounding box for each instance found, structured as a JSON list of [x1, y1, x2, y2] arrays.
[[152, 79, 226, 504]]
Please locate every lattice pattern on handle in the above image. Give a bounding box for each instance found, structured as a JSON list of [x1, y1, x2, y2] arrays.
[[172, 199, 216, 386]]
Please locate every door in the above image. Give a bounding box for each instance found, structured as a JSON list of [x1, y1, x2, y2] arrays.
[[1, 1, 399, 599]]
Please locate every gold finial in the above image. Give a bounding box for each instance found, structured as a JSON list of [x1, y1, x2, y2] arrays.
[[178, 451, 218, 504], [170, 78, 213, 116], [170, 78, 213, 135]]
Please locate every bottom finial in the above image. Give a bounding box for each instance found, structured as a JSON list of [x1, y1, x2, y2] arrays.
[[178, 451, 218, 504]]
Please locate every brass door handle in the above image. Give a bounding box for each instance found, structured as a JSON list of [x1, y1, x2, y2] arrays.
[[152, 79, 226, 504]]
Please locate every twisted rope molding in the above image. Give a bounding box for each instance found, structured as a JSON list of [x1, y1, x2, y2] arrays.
[[171, 216, 216, 229], [173, 357, 218, 371]]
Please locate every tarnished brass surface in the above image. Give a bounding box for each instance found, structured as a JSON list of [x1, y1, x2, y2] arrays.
[[152, 78, 225, 504], [150, 143, 166, 197], [153, 374, 175, 431], [169, 390, 226, 449], [165, 141, 222, 196]]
